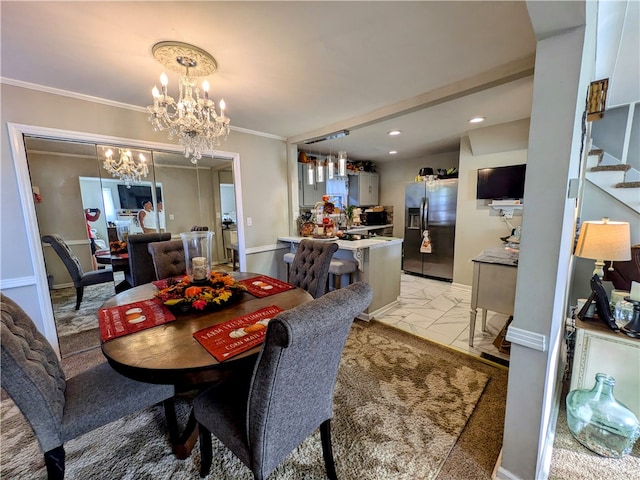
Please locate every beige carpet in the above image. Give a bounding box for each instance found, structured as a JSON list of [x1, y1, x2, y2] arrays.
[[1, 321, 500, 479], [549, 387, 640, 480]]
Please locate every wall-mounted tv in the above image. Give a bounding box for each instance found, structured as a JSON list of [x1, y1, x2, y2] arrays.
[[476, 164, 526, 200], [117, 185, 162, 210]]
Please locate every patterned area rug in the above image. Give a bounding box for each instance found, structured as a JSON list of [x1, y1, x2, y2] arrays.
[[50, 281, 116, 356], [1, 321, 490, 479]]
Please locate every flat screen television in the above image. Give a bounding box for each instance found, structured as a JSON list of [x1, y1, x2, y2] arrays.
[[476, 164, 526, 200], [117, 185, 162, 209]]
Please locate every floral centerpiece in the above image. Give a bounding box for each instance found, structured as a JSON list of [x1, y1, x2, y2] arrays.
[[109, 240, 127, 254], [155, 271, 246, 312]]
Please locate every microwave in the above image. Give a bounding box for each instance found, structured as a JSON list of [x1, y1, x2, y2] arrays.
[[361, 211, 387, 225]]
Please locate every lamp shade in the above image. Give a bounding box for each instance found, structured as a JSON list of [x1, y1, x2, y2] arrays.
[[574, 218, 631, 262]]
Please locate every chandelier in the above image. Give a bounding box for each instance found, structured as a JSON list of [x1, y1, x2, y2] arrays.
[[102, 148, 149, 187], [147, 41, 230, 164]]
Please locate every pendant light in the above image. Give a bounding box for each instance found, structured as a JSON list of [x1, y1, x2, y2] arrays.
[[327, 154, 335, 179], [307, 161, 315, 185], [316, 151, 325, 183], [338, 151, 347, 177]]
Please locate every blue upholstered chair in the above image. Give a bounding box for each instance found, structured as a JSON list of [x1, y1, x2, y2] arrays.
[[41, 234, 114, 310], [147, 239, 186, 280], [287, 239, 339, 298], [193, 282, 373, 479], [0, 293, 174, 480]]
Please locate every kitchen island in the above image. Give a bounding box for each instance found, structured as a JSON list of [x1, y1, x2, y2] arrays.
[[278, 235, 403, 320]]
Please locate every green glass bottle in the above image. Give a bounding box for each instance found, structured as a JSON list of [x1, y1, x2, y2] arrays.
[[566, 373, 640, 457]]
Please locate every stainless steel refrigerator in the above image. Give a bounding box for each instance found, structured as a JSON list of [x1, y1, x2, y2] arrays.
[[403, 179, 457, 281]]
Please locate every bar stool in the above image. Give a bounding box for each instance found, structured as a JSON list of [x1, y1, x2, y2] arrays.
[[284, 252, 357, 290]]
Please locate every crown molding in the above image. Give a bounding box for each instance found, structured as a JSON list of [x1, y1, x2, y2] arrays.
[[0, 77, 286, 142]]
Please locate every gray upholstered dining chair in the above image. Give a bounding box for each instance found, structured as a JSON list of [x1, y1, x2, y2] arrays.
[[125, 232, 171, 286], [0, 293, 174, 480], [147, 239, 186, 280], [41, 234, 114, 310], [287, 239, 339, 298], [193, 282, 373, 480]]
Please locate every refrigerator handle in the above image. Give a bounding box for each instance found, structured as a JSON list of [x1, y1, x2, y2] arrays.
[[421, 197, 429, 231]]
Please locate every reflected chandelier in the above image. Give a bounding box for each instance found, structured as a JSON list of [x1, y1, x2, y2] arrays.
[[147, 41, 230, 164], [102, 148, 149, 187]]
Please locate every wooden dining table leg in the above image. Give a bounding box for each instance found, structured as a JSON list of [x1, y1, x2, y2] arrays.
[[163, 398, 200, 459]]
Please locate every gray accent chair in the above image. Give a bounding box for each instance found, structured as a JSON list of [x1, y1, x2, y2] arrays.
[[0, 293, 174, 480], [193, 282, 373, 479], [125, 232, 171, 286], [288, 239, 339, 298], [147, 239, 186, 280], [41, 234, 114, 310]]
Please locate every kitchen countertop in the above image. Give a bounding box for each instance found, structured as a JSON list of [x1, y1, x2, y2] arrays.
[[345, 224, 394, 233], [278, 235, 403, 251]]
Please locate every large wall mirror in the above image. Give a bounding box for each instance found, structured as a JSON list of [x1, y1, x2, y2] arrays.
[[24, 135, 237, 356]]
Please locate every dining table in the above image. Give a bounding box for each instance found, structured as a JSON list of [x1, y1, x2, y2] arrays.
[[95, 251, 131, 292], [99, 271, 313, 458]]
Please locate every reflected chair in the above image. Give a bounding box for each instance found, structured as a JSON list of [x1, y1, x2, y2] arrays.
[[0, 293, 174, 480], [148, 240, 186, 280], [125, 232, 171, 287], [41, 234, 114, 310], [193, 282, 373, 479], [287, 239, 339, 298]]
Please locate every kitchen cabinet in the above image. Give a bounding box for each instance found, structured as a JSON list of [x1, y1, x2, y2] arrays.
[[298, 163, 326, 207], [348, 172, 379, 206]]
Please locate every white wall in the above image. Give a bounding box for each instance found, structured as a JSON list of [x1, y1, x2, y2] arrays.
[[454, 136, 527, 285]]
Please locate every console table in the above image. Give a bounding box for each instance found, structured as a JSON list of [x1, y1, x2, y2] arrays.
[[469, 248, 518, 346]]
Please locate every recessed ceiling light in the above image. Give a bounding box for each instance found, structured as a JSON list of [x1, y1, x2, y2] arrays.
[[389, 150, 398, 155], [469, 117, 486, 124], [388, 130, 402, 136]]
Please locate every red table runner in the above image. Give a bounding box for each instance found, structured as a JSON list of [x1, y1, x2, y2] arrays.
[[193, 305, 283, 361], [99, 299, 176, 341], [239, 275, 295, 298]]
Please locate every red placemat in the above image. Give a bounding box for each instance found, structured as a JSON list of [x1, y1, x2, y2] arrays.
[[193, 305, 283, 361], [99, 299, 176, 341], [239, 275, 295, 298]]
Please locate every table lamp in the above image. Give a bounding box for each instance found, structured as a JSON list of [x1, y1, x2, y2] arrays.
[[574, 217, 631, 277]]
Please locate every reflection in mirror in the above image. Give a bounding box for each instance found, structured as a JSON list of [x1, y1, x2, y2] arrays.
[[25, 135, 238, 357], [25, 136, 117, 357]]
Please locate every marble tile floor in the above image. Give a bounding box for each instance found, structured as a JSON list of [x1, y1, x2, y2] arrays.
[[374, 273, 511, 365]]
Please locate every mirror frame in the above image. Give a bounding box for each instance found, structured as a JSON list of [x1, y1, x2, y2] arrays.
[[7, 122, 245, 352]]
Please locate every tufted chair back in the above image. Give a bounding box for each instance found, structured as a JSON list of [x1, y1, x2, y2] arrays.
[[42, 234, 113, 310], [193, 282, 374, 479], [1, 293, 67, 453], [41, 234, 84, 283], [288, 239, 339, 298], [1, 292, 174, 479], [148, 240, 187, 280], [125, 232, 171, 286]]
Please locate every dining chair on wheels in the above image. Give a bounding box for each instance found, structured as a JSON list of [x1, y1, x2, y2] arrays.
[[125, 232, 171, 286], [0, 293, 175, 480], [193, 281, 373, 480], [41, 234, 114, 310], [147, 239, 186, 280], [287, 239, 339, 298]]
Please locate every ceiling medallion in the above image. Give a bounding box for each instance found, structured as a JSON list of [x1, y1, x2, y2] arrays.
[[147, 41, 230, 164]]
